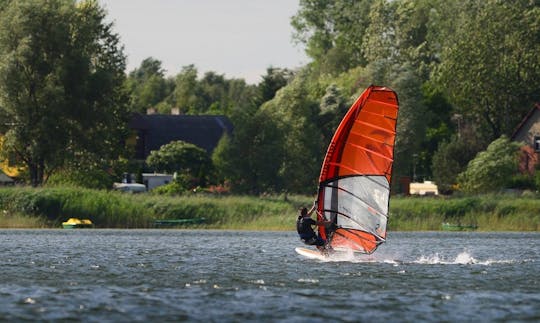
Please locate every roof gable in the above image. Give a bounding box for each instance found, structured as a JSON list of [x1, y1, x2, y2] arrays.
[[129, 114, 233, 157], [512, 103, 540, 143]]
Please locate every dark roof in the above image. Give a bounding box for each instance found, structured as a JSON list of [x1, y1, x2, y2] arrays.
[[511, 103, 540, 140], [129, 113, 233, 157], [0, 170, 13, 183]]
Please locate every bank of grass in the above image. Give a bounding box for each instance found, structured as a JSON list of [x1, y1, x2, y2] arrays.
[[0, 186, 311, 229], [390, 195, 540, 231], [0, 210, 49, 228], [0, 186, 538, 231]]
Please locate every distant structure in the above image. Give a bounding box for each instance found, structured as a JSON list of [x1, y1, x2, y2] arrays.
[[142, 173, 174, 190], [409, 181, 439, 196], [128, 112, 233, 160], [0, 169, 14, 186], [511, 103, 540, 174]]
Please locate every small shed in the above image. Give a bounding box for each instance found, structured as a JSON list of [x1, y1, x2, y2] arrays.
[[143, 173, 174, 190], [410, 181, 439, 196], [0, 171, 14, 186]]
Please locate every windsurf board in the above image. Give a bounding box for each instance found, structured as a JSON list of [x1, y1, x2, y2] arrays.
[[295, 247, 328, 260]]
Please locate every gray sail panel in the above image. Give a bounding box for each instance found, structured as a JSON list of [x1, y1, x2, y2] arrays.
[[321, 175, 389, 236]]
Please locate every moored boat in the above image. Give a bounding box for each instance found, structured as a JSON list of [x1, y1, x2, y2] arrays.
[[441, 222, 478, 231], [62, 218, 94, 229]]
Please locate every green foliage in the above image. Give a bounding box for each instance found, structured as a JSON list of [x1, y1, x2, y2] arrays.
[[457, 136, 521, 193], [151, 181, 187, 195], [2, 0, 537, 196], [261, 73, 322, 193], [292, 0, 371, 73], [46, 167, 114, 190], [156, 64, 256, 116], [417, 83, 454, 178], [1, 187, 539, 231], [317, 84, 349, 147], [125, 57, 173, 113], [0, 0, 128, 186], [507, 174, 536, 190], [432, 135, 481, 193], [146, 141, 212, 187], [0, 187, 304, 229], [257, 67, 294, 103], [433, 0, 540, 141], [390, 194, 540, 231]]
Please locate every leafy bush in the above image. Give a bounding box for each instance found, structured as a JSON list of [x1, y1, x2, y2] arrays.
[[432, 135, 481, 193], [47, 168, 114, 190], [146, 140, 213, 187], [457, 136, 520, 193]]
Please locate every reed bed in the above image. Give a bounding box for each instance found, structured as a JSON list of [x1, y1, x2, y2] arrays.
[[0, 187, 538, 231]]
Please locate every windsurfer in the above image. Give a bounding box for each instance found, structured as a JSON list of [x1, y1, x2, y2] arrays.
[[296, 201, 330, 252]]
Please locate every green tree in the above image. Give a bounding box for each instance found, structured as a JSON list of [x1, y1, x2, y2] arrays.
[[434, 0, 540, 141], [0, 0, 128, 186], [457, 136, 521, 194], [262, 73, 322, 193], [416, 83, 454, 179], [432, 135, 480, 193], [317, 83, 349, 149], [125, 57, 173, 113], [257, 67, 293, 103], [170, 65, 206, 114], [292, 0, 372, 74], [146, 140, 212, 187], [212, 106, 284, 194]]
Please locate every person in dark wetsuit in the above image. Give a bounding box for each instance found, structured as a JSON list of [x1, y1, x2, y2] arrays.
[[296, 202, 328, 250]]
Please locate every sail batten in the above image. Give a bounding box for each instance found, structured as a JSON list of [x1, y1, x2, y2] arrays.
[[347, 143, 394, 162], [356, 120, 397, 135], [317, 85, 399, 254]]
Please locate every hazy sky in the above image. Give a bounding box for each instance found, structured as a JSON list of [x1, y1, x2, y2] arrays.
[[98, 0, 309, 84]]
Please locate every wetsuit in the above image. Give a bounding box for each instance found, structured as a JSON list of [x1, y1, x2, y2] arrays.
[[296, 215, 325, 246]]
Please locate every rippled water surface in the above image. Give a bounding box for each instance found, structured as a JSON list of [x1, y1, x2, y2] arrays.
[[1, 230, 539, 322]]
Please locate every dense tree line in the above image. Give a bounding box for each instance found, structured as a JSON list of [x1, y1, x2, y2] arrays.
[[1, 0, 539, 194], [0, 0, 128, 186]]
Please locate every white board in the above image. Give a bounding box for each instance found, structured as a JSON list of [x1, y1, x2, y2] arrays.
[[295, 247, 327, 260]]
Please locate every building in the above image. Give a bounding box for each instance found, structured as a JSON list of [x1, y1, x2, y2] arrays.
[[0, 170, 14, 186], [128, 112, 233, 160], [142, 173, 174, 190], [409, 181, 439, 196], [511, 103, 540, 174]]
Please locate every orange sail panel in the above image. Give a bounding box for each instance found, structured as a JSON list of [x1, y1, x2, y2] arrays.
[[317, 86, 399, 254]]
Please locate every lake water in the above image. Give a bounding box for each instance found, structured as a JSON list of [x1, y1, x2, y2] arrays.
[[0, 230, 539, 322]]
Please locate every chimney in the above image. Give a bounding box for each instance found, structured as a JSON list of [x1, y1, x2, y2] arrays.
[[171, 107, 180, 115], [146, 107, 156, 115]]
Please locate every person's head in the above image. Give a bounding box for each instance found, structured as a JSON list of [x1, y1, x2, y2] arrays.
[[300, 207, 308, 216]]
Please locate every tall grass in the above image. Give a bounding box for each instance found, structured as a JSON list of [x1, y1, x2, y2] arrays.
[[0, 187, 538, 230], [0, 187, 309, 229], [390, 195, 540, 231]]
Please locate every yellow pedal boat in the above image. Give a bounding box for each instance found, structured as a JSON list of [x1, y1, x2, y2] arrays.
[[62, 218, 94, 229]]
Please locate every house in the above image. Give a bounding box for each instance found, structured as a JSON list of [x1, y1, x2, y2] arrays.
[[511, 103, 540, 174], [128, 112, 233, 159]]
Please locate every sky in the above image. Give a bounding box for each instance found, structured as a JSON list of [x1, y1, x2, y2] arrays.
[[98, 0, 309, 84]]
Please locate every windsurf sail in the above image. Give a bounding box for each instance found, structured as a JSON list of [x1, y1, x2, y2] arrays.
[[317, 85, 399, 254]]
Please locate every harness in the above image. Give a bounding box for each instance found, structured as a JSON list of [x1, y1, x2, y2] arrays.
[[297, 216, 316, 239]]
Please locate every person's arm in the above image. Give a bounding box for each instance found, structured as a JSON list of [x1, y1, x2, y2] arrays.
[[309, 200, 331, 226], [307, 200, 317, 215]]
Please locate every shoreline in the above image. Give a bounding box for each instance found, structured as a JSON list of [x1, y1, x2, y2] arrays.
[[1, 187, 539, 231]]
